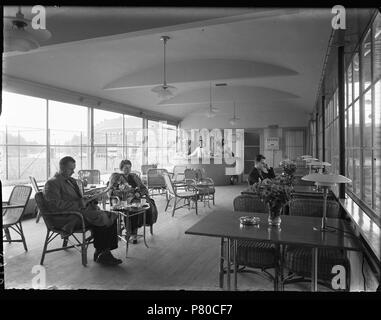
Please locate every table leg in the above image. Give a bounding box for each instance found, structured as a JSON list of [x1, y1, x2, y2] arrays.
[[233, 240, 237, 291], [274, 244, 280, 291], [279, 244, 284, 292], [219, 237, 225, 289], [311, 247, 318, 292], [125, 214, 130, 258], [227, 238, 231, 291], [143, 210, 148, 248]]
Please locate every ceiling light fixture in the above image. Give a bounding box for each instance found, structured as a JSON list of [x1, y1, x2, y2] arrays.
[[206, 82, 217, 118], [152, 35, 177, 100], [229, 101, 240, 126], [3, 6, 51, 52]]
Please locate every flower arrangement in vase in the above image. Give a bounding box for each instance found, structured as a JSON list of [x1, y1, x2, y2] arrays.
[[250, 175, 292, 226], [279, 159, 297, 186]]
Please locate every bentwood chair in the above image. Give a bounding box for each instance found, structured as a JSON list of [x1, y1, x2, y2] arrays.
[[78, 169, 101, 185], [223, 195, 279, 290], [163, 172, 198, 217], [35, 192, 93, 266], [2, 185, 32, 251], [282, 198, 351, 291], [147, 168, 168, 196], [29, 176, 43, 223]]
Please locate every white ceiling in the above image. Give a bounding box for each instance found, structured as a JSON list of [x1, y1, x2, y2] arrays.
[[3, 7, 333, 122]]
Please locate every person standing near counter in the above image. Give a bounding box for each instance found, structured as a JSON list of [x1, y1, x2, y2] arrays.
[[248, 154, 275, 185]]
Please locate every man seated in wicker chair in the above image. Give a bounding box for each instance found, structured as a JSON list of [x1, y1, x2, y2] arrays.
[[44, 156, 122, 266], [248, 154, 275, 185]]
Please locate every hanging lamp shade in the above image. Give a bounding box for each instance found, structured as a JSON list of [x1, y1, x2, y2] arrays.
[[3, 7, 51, 52], [151, 35, 177, 100]]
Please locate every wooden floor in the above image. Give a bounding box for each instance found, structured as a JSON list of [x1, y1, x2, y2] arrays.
[[3, 184, 322, 291]]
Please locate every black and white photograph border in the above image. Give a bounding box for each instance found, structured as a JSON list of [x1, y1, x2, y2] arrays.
[[1, 0, 380, 305]]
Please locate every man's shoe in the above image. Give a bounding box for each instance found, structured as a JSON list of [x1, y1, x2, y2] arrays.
[[96, 251, 122, 265], [132, 239, 138, 244]]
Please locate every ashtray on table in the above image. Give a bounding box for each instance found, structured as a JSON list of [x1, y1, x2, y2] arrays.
[[239, 216, 260, 226]]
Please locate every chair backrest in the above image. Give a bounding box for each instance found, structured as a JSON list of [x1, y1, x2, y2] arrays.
[[147, 168, 167, 188], [34, 191, 59, 231], [163, 172, 176, 196], [131, 170, 141, 177], [184, 168, 198, 180], [78, 170, 101, 184], [141, 164, 157, 175], [173, 165, 186, 181], [29, 176, 41, 193], [289, 198, 340, 218], [4, 185, 32, 224], [233, 194, 267, 213]]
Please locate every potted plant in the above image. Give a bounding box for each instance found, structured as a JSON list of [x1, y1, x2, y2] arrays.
[[250, 175, 292, 226]]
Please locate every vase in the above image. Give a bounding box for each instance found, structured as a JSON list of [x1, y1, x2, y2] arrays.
[[268, 205, 282, 227]]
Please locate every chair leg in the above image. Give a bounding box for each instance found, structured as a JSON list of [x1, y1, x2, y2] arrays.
[[36, 208, 42, 223], [219, 238, 225, 288], [62, 237, 68, 248], [4, 227, 11, 243], [195, 196, 198, 215], [150, 224, 153, 235], [18, 222, 28, 251], [81, 232, 87, 267], [165, 196, 171, 212], [40, 230, 50, 265], [172, 197, 177, 217]]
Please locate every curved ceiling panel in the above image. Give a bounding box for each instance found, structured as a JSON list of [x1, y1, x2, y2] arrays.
[[157, 85, 299, 105], [103, 59, 298, 90]]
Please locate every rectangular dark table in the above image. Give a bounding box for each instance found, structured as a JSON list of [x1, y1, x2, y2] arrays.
[[185, 210, 362, 291]]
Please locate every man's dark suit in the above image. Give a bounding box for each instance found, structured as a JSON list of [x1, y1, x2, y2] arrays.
[[43, 173, 118, 251], [248, 166, 276, 185]]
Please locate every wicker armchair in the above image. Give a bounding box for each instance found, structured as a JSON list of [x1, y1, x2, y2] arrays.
[[2, 185, 32, 251], [282, 198, 351, 291], [147, 168, 167, 196], [221, 195, 278, 290], [29, 176, 43, 223], [35, 192, 93, 266], [163, 172, 198, 217], [78, 169, 101, 185], [184, 168, 215, 207], [141, 164, 158, 185]]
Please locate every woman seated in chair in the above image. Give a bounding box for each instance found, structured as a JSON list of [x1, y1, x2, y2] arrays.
[[108, 160, 158, 244]]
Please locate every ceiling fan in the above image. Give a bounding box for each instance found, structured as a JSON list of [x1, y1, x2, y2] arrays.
[[3, 6, 52, 52], [229, 102, 240, 126], [206, 82, 220, 118], [151, 35, 177, 100]]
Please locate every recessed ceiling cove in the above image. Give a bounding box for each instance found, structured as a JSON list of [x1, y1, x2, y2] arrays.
[[158, 86, 299, 106], [103, 59, 298, 90]]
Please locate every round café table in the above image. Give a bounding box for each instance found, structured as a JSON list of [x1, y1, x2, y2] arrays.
[[111, 203, 151, 257]]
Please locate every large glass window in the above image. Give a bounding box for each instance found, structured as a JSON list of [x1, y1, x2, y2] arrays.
[[125, 115, 143, 172], [361, 30, 372, 91], [94, 109, 124, 177], [340, 13, 381, 220], [147, 120, 177, 170], [49, 100, 89, 176], [374, 80, 381, 213], [0, 92, 47, 185], [373, 15, 381, 81]]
